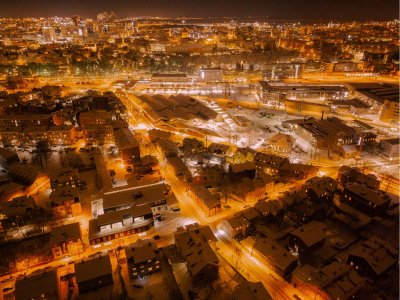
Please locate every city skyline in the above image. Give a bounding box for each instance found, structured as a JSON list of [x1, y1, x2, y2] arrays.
[[0, 0, 398, 20]]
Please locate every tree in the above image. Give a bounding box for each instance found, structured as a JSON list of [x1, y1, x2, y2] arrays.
[[34, 140, 51, 169]]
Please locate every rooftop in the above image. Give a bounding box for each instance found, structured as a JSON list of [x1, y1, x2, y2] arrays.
[[50, 222, 81, 244], [189, 185, 221, 209], [292, 262, 364, 300], [74, 254, 112, 283], [174, 223, 219, 278], [102, 181, 167, 210], [125, 238, 159, 265], [290, 220, 327, 248], [15, 269, 58, 300], [348, 237, 398, 276]]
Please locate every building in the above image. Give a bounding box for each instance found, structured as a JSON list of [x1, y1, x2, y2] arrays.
[[337, 166, 380, 189], [125, 238, 161, 278], [285, 99, 330, 118], [229, 161, 257, 181], [79, 110, 113, 127], [304, 176, 338, 202], [267, 133, 294, 153], [233, 281, 273, 300], [113, 127, 140, 164], [219, 215, 250, 239], [263, 63, 303, 80], [0, 114, 53, 127], [0, 147, 19, 169], [289, 220, 327, 255], [187, 185, 221, 216], [50, 168, 80, 191], [345, 83, 399, 122], [254, 199, 284, 222], [0, 125, 77, 146], [167, 156, 192, 182], [283, 117, 360, 151], [15, 269, 59, 300], [291, 262, 364, 300], [199, 68, 223, 82], [347, 237, 398, 279], [89, 204, 154, 247], [0, 195, 36, 219], [50, 222, 83, 259], [380, 138, 400, 159], [174, 223, 219, 287], [100, 182, 168, 217], [82, 124, 114, 146], [49, 187, 82, 218], [151, 73, 188, 83], [133, 94, 218, 124], [254, 152, 290, 174], [342, 182, 391, 216], [259, 81, 347, 104], [243, 236, 298, 278], [74, 254, 114, 294]]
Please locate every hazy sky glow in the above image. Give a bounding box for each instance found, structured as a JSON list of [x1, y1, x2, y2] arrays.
[[0, 0, 398, 20]]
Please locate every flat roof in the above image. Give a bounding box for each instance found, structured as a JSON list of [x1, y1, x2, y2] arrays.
[[50, 222, 81, 244], [0, 195, 35, 217], [97, 204, 152, 227], [102, 182, 167, 210]]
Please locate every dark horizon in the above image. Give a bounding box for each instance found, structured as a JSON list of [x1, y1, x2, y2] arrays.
[[0, 0, 398, 20]]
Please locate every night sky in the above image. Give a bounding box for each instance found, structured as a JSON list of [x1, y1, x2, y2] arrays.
[[0, 0, 398, 20]]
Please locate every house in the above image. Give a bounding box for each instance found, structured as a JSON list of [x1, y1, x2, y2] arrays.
[[50, 222, 83, 259], [174, 223, 219, 287], [89, 204, 154, 248], [233, 281, 273, 300], [380, 138, 399, 159], [50, 168, 80, 191], [232, 172, 274, 203], [100, 181, 168, 216], [125, 238, 161, 278], [15, 269, 59, 300], [243, 236, 298, 278], [74, 254, 114, 294], [229, 161, 256, 181], [337, 166, 380, 189], [167, 156, 192, 182], [49, 187, 82, 218], [291, 262, 364, 300], [305, 176, 338, 202], [347, 237, 398, 279], [342, 182, 391, 216], [254, 199, 284, 222], [114, 127, 140, 164], [220, 215, 250, 239], [0, 195, 36, 219], [267, 133, 294, 153], [289, 220, 327, 255], [187, 185, 221, 216]]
